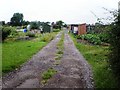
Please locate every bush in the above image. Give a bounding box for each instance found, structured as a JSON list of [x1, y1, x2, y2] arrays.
[[1, 26, 15, 41]]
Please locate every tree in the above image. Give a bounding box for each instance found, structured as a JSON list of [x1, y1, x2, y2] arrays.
[[22, 20, 30, 26], [30, 21, 39, 29], [10, 13, 23, 26], [56, 20, 64, 29]]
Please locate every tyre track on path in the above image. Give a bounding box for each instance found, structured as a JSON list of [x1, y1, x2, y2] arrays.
[[42, 29, 94, 88]]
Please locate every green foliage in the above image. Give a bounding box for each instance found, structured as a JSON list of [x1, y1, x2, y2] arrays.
[[109, 13, 120, 82], [70, 34, 119, 88], [10, 13, 23, 26]]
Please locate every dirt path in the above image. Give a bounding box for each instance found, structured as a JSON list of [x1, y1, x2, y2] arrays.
[[2, 30, 94, 88]]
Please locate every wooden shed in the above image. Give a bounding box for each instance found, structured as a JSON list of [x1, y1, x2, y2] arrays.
[[78, 23, 87, 35]]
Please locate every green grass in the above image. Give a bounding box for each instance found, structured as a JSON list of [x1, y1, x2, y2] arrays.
[[70, 34, 118, 88], [41, 68, 57, 84], [2, 32, 57, 75], [2, 41, 47, 74]]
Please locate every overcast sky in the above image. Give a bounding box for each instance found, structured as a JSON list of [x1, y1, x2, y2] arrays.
[[0, 0, 119, 24]]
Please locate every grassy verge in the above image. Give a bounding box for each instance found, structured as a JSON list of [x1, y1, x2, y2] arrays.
[[2, 32, 57, 75], [55, 33, 64, 60], [41, 68, 57, 84], [70, 34, 118, 88]]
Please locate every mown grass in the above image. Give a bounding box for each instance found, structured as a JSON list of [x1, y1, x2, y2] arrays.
[[2, 32, 57, 75], [70, 34, 118, 88]]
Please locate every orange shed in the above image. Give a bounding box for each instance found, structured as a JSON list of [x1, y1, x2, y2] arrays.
[[78, 23, 87, 35]]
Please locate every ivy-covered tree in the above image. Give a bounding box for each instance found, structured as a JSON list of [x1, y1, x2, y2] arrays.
[[109, 11, 120, 83]]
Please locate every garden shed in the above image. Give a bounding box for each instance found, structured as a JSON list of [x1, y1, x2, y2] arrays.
[[68, 24, 79, 34], [41, 23, 51, 33], [68, 23, 87, 35]]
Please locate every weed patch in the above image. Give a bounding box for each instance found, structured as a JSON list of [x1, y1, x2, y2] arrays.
[[41, 68, 57, 84]]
